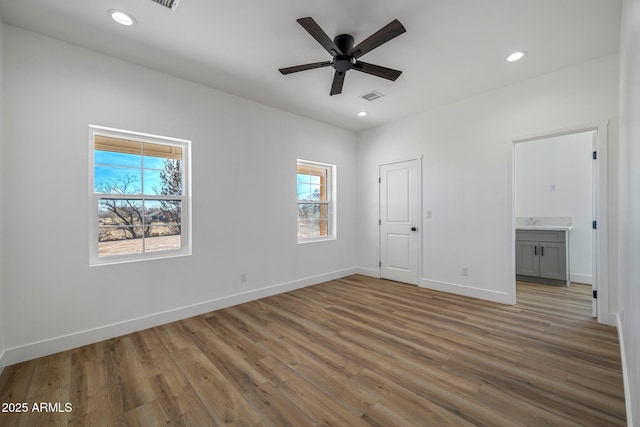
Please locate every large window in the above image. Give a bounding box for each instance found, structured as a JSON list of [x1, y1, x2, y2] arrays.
[[89, 126, 191, 265], [297, 160, 335, 242]]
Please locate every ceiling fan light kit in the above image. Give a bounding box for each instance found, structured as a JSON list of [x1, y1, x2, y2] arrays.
[[279, 17, 406, 96]]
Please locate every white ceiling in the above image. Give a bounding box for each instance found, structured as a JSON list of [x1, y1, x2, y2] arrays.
[[0, 0, 622, 132]]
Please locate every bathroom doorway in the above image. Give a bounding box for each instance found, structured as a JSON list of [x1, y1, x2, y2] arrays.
[[511, 123, 609, 322]]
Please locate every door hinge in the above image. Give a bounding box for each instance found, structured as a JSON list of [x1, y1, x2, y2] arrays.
[[593, 290, 598, 299], [592, 220, 597, 230], [379, 261, 382, 267], [378, 177, 381, 183], [593, 151, 597, 160], [379, 219, 381, 225]]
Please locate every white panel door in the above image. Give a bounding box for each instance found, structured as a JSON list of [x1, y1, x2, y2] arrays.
[[380, 159, 420, 285]]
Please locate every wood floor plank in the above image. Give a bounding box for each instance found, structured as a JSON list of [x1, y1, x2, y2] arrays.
[[257, 355, 371, 427], [0, 275, 626, 426], [170, 345, 263, 426]]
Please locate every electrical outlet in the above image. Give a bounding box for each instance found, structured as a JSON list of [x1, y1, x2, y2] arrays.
[[462, 266, 469, 276], [240, 272, 247, 283]]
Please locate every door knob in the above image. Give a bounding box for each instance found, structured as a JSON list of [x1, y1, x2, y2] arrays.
[[411, 227, 417, 231]]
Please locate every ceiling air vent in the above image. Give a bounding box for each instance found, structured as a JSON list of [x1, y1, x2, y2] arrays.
[[360, 90, 384, 101], [151, 0, 181, 11]]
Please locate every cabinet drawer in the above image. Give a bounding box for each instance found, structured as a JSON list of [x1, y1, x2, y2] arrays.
[[516, 230, 565, 243]]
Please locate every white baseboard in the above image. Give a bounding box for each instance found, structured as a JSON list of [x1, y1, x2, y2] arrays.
[[570, 273, 593, 284], [1, 267, 357, 366], [615, 312, 634, 427], [356, 266, 380, 278], [420, 278, 512, 305], [0, 349, 5, 375]]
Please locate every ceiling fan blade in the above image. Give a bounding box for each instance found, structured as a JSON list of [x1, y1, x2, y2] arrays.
[[353, 61, 402, 81], [330, 71, 346, 96], [348, 19, 406, 59], [297, 17, 343, 56], [279, 61, 331, 75]]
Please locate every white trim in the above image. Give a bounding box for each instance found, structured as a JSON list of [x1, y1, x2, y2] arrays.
[[508, 121, 611, 325], [615, 313, 634, 427], [569, 273, 592, 285], [1, 267, 358, 366], [420, 278, 512, 305], [89, 124, 191, 145], [0, 350, 5, 374], [356, 266, 381, 278]]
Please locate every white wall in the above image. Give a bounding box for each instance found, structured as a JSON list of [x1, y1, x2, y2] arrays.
[[515, 132, 593, 284], [0, 15, 5, 372], [1, 26, 358, 365], [618, 0, 640, 423], [357, 54, 619, 309]]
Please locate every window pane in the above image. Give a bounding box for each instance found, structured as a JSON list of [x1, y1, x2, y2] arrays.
[[95, 135, 142, 155], [309, 184, 321, 200], [94, 166, 142, 194], [94, 150, 141, 168], [143, 142, 182, 162], [93, 140, 142, 168], [308, 166, 327, 178], [145, 235, 181, 252], [99, 199, 144, 227], [297, 203, 328, 238], [145, 200, 182, 252], [297, 172, 311, 184], [143, 156, 166, 170], [152, 159, 183, 196], [143, 169, 162, 195], [297, 182, 311, 201], [297, 218, 327, 238], [98, 226, 143, 257], [144, 200, 181, 227]]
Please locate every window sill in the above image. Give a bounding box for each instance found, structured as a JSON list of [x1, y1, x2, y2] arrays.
[[297, 236, 336, 245], [90, 250, 191, 267]]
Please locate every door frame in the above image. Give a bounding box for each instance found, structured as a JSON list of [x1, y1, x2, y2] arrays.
[[507, 121, 611, 325], [379, 155, 423, 285]]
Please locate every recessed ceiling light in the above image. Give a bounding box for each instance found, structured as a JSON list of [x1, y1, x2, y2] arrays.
[[506, 51, 526, 62], [357, 111, 368, 117], [109, 10, 136, 26]]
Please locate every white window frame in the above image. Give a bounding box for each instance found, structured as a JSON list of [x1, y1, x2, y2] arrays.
[[89, 125, 192, 266], [296, 159, 336, 243]]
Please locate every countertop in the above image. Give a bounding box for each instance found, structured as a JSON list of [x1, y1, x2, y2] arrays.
[[516, 225, 573, 231]]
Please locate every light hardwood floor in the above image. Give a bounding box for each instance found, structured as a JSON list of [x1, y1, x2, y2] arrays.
[[0, 275, 626, 426]]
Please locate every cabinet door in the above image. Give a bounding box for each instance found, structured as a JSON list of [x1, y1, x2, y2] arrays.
[[516, 240, 539, 276], [539, 242, 566, 281]]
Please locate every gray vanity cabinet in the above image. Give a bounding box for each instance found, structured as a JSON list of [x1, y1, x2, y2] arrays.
[[516, 230, 568, 285]]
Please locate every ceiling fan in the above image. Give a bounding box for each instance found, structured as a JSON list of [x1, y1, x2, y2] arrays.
[[279, 17, 406, 96]]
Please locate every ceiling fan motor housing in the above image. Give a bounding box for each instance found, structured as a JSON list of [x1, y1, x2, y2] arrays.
[[332, 34, 355, 72]]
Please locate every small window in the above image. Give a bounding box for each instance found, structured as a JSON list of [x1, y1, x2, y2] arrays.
[[89, 126, 191, 265], [297, 160, 335, 242]]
